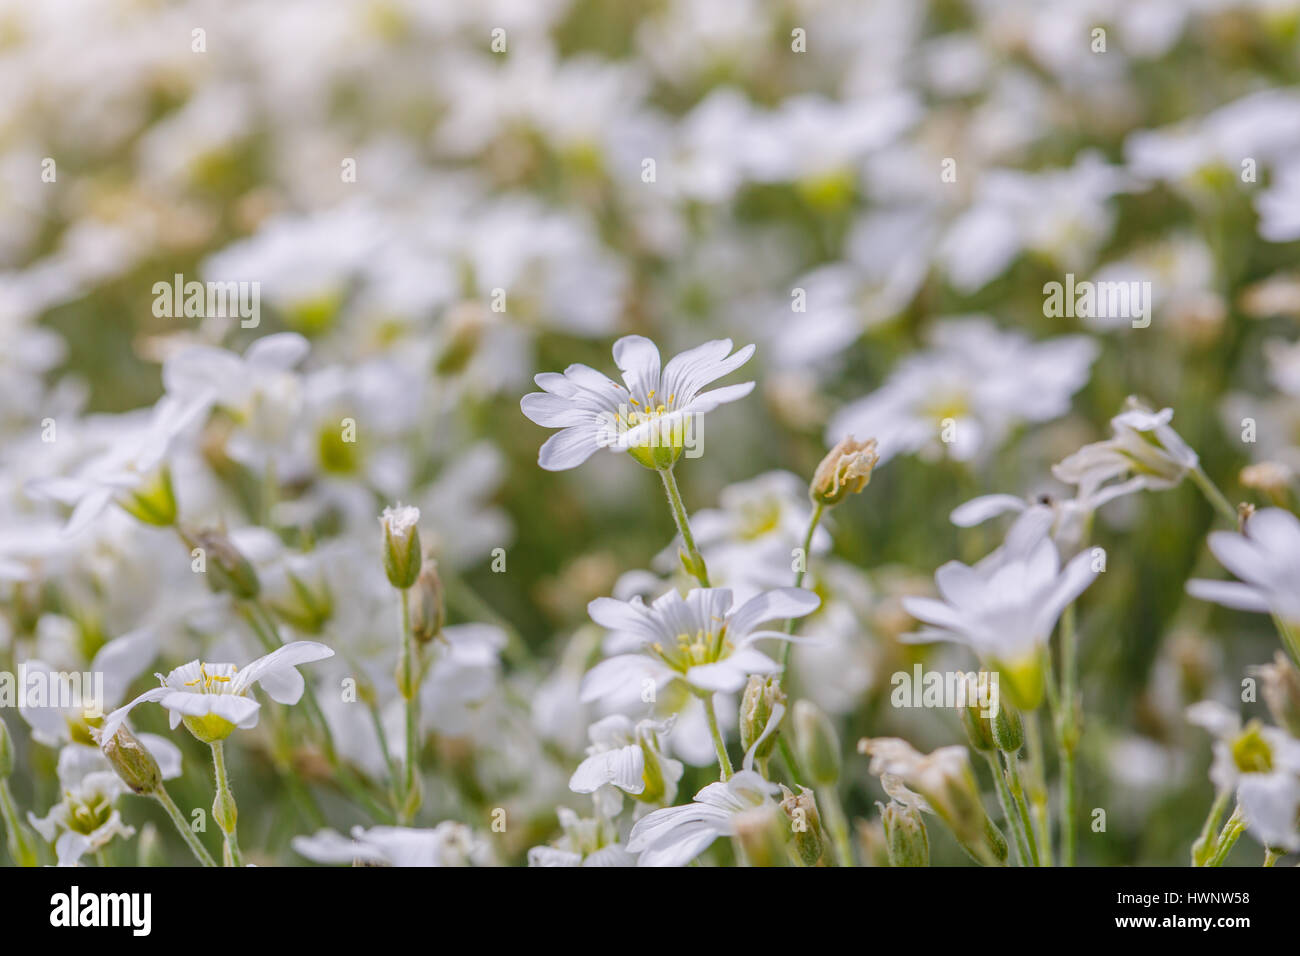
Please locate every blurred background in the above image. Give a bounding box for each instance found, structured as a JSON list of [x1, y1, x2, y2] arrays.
[[3, 0, 1300, 865]]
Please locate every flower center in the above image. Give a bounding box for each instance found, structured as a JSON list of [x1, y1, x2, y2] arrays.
[[184, 663, 237, 695]]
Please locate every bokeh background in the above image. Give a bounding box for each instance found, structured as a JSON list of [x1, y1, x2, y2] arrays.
[[3, 0, 1300, 865]]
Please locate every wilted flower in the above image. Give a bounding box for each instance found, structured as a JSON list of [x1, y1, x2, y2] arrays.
[[810, 435, 879, 506]]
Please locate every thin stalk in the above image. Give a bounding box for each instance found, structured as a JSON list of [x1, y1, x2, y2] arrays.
[[658, 466, 710, 587], [1023, 713, 1053, 866], [1192, 789, 1231, 866], [1189, 465, 1237, 524], [1264, 848, 1282, 867], [210, 742, 244, 867], [817, 784, 855, 866], [1206, 804, 1247, 867], [0, 781, 38, 866], [701, 693, 733, 780], [154, 785, 217, 867], [1057, 603, 1079, 866], [985, 751, 1030, 867], [777, 736, 807, 789], [781, 500, 824, 670], [1002, 751, 1041, 867], [399, 588, 420, 822]]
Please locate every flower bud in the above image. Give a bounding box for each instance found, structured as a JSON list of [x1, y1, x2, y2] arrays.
[[196, 529, 261, 600], [793, 700, 841, 787], [213, 784, 237, 835], [957, 674, 996, 752], [991, 703, 1024, 754], [0, 716, 13, 779], [101, 724, 162, 795], [880, 799, 929, 867], [810, 435, 879, 506], [740, 675, 786, 763], [380, 504, 422, 589], [409, 560, 446, 644], [732, 803, 791, 867], [779, 785, 825, 866], [1256, 652, 1300, 738]]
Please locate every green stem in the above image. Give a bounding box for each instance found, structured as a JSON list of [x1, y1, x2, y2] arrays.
[[1264, 847, 1282, 867], [777, 736, 807, 789], [658, 466, 710, 587], [1002, 751, 1041, 867], [986, 752, 1030, 867], [154, 785, 217, 867], [817, 784, 855, 866], [1192, 789, 1231, 866], [701, 693, 733, 780], [1057, 603, 1079, 867], [398, 588, 421, 822], [781, 500, 825, 670], [1189, 465, 1237, 524], [1206, 804, 1247, 867], [1024, 713, 1053, 867], [0, 779, 38, 866], [210, 742, 243, 867]]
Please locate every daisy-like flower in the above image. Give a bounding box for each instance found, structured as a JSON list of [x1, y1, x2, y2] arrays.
[[580, 587, 820, 704], [1052, 397, 1199, 506], [569, 715, 684, 817], [1186, 508, 1300, 627], [527, 807, 637, 867], [627, 769, 779, 867], [902, 511, 1098, 710], [99, 642, 335, 744], [292, 822, 492, 867], [520, 335, 755, 471], [1187, 701, 1300, 853]]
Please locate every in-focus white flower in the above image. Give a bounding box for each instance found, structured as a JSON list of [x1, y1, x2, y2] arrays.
[[1052, 397, 1198, 506], [1187, 508, 1300, 625], [99, 641, 335, 744], [580, 586, 820, 703], [293, 822, 491, 867], [569, 714, 684, 817], [520, 335, 755, 471], [1187, 701, 1300, 852], [527, 807, 637, 867], [626, 769, 778, 867], [902, 510, 1098, 709]]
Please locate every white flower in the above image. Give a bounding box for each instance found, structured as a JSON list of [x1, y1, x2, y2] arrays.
[[580, 586, 820, 703], [626, 769, 778, 867], [293, 822, 491, 867], [1186, 508, 1300, 624], [827, 318, 1097, 465], [902, 510, 1098, 709], [569, 714, 684, 816], [527, 807, 637, 867], [99, 641, 335, 744], [1187, 701, 1300, 852], [520, 335, 755, 471], [1052, 398, 1198, 505]]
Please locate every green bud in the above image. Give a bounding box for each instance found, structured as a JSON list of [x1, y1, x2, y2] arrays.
[[731, 803, 791, 867], [740, 675, 786, 763], [213, 784, 237, 834], [409, 560, 446, 644], [958, 675, 996, 752], [793, 700, 841, 787], [196, 529, 261, 600], [101, 725, 162, 795], [881, 800, 929, 867], [991, 702, 1024, 754], [779, 785, 825, 866], [380, 504, 422, 589], [0, 716, 12, 779]]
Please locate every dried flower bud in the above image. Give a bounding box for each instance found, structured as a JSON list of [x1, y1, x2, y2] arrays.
[[740, 675, 786, 763], [880, 799, 929, 867], [409, 560, 446, 644], [380, 504, 422, 589], [1240, 461, 1292, 500], [1255, 652, 1300, 738], [811, 435, 879, 506], [793, 700, 841, 787], [779, 785, 825, 866], [101, 724, 162, 796]]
